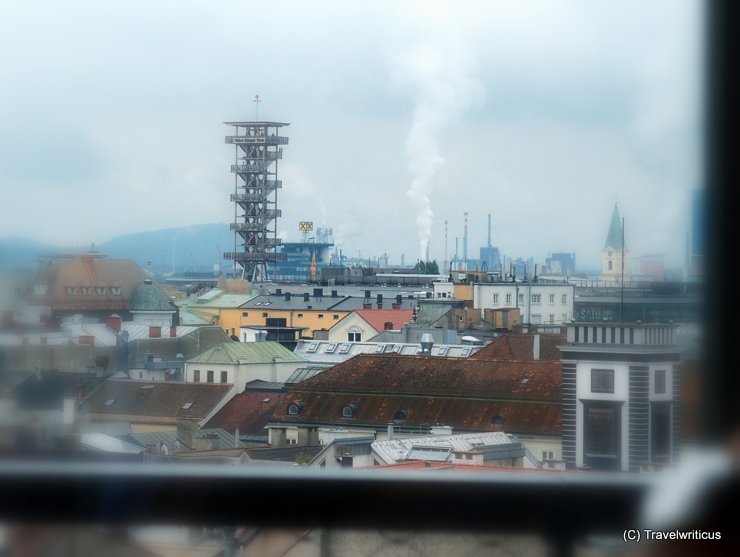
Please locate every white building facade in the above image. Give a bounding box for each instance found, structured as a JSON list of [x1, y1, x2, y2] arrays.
[[473, 282, 575, 325]]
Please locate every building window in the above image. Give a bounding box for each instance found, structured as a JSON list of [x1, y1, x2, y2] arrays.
[[562, 294, 567, 304], [111, 287, 121, 296], [262, 312, 268, 318], [493, 293, 499, 304], [393, 409, 408, 421], [66, 287, 76, 295], [242, 312, 248, 317], [518, 293, 524, 304], [549, 294, 555, 304], [333, 314, 339, 320], [584, 404, 620, 468], [341, 404, 356, 418], [591, 369, 615, 393], [655, 369, 666, 394], [96, 287, 106, 295], [318, 314, 324, 319], [348, 331, 361, 342], [220, 371, 228, 383], [505, 293, 512, 304], [562, 314, 568, 323], [288, 403, 302, 416], [651, 402, 671, 463], [297, 313, 303, 318], [608, 260, 613, 271], [82, 287, 92, 296], [531, 294, 541, 304], [549, 314, 555, 324], [531, 314, 541, 324], [207, 370, 214, 383], [542, 451, 554, 461], [193, 370, 200, 382]]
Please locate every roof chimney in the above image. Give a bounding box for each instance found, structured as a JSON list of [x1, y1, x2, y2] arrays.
[[303, 292, 309, 302], [396, 294, 402, 305], [105, 314, 122, 333], [384, 321, 394, 330], [331, 290, 338, 297], [170, 326, 177, 338], [420, 333, 434, 355], [285, 292, 291, 301], [392, 303, 401, 310], [276, 288, 282, 295], [149, 326, 161, 338], [376, 294, 383, 309], [362, 302, 372, 309], [364, 290, 371, 300]]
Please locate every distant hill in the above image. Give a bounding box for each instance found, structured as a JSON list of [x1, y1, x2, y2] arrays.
[[0, 237, 60, 269], [98, 223, 233, 273], [0, 224, 234, 273]]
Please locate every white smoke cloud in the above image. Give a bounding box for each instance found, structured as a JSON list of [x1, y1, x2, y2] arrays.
[[393, 39, 483, 260]]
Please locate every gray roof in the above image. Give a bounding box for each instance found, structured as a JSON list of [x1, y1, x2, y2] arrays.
[[371, 431, 528, 465], [240, 294, 348, 311], [285, 366, 331, 384], [293, 339, 480, 365]]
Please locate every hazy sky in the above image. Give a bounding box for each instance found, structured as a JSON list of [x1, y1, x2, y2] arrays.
[[0, 0, 702, 270]]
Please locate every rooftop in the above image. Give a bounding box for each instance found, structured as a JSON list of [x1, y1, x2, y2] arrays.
[[187, 341, 306, 365]]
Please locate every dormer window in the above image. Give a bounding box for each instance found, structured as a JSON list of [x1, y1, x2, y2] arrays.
[[288, 401, 304, 416], [341, 404, 357, 418], [81, 287, 92, 296], [66, 287, 76, 295], [393, 409, 408, 421], [111, 287, 121, 296], [96, 287, 106, 295], [492, 414, 506, 425]]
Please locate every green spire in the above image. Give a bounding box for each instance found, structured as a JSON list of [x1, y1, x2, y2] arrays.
[[604, 203, 624, 249]]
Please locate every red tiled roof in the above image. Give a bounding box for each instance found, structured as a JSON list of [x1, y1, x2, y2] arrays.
[[473, 333, 566, 361], [205, 390, 287, 436], [272, 354, 561, 435], [295, 354, 561, 400], [35, 256, 147, 311], [354, 308, 415, 333]]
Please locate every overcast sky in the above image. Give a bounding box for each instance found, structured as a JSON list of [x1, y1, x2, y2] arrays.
[[0, 0, 702, 270]]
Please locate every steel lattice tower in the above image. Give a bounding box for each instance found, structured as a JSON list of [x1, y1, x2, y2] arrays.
[[223, 121, 289, 281]]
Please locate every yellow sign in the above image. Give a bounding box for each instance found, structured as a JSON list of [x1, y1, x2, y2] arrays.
[[299, 221, 314, 232]]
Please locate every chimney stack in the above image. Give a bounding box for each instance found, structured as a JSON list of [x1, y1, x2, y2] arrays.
[[376, 294, 383, 309], [285, 292, 291, 301], [170, 326, 177, 338], [149, 326, 161, 338], [303, 292, 309, 302], [396, 294, 403, 305], [105, 314, 122, 333]]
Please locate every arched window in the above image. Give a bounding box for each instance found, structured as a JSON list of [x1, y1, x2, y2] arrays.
[[393, 409, 408, 421], [608, 260, 613, 271], [341, 404, 357, 418], [288, 401, 304, 416], [492, 414, 506, 425]]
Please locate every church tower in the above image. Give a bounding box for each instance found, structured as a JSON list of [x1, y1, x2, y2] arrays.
[[601, 203, 630, 283]]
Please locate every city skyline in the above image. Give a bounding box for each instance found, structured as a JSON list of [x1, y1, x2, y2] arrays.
[[0, 1, 702, 270]]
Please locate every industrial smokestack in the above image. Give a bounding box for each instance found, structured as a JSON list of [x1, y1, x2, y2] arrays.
[[420, 333, 434, 355], [463, 212, 468, 269], [487, 213, 492, 248]]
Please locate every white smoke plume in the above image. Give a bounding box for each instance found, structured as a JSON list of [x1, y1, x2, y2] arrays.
[[393, 40, 483, 261]]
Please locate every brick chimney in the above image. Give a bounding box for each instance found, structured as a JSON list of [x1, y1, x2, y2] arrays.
[[392, 303, 401, 310], [149, 326, 161, 338], [362, 303, 372, 309], [383, 321, 394, 330], [170, 326, 177, 338], [105, 314, 122, 333]]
